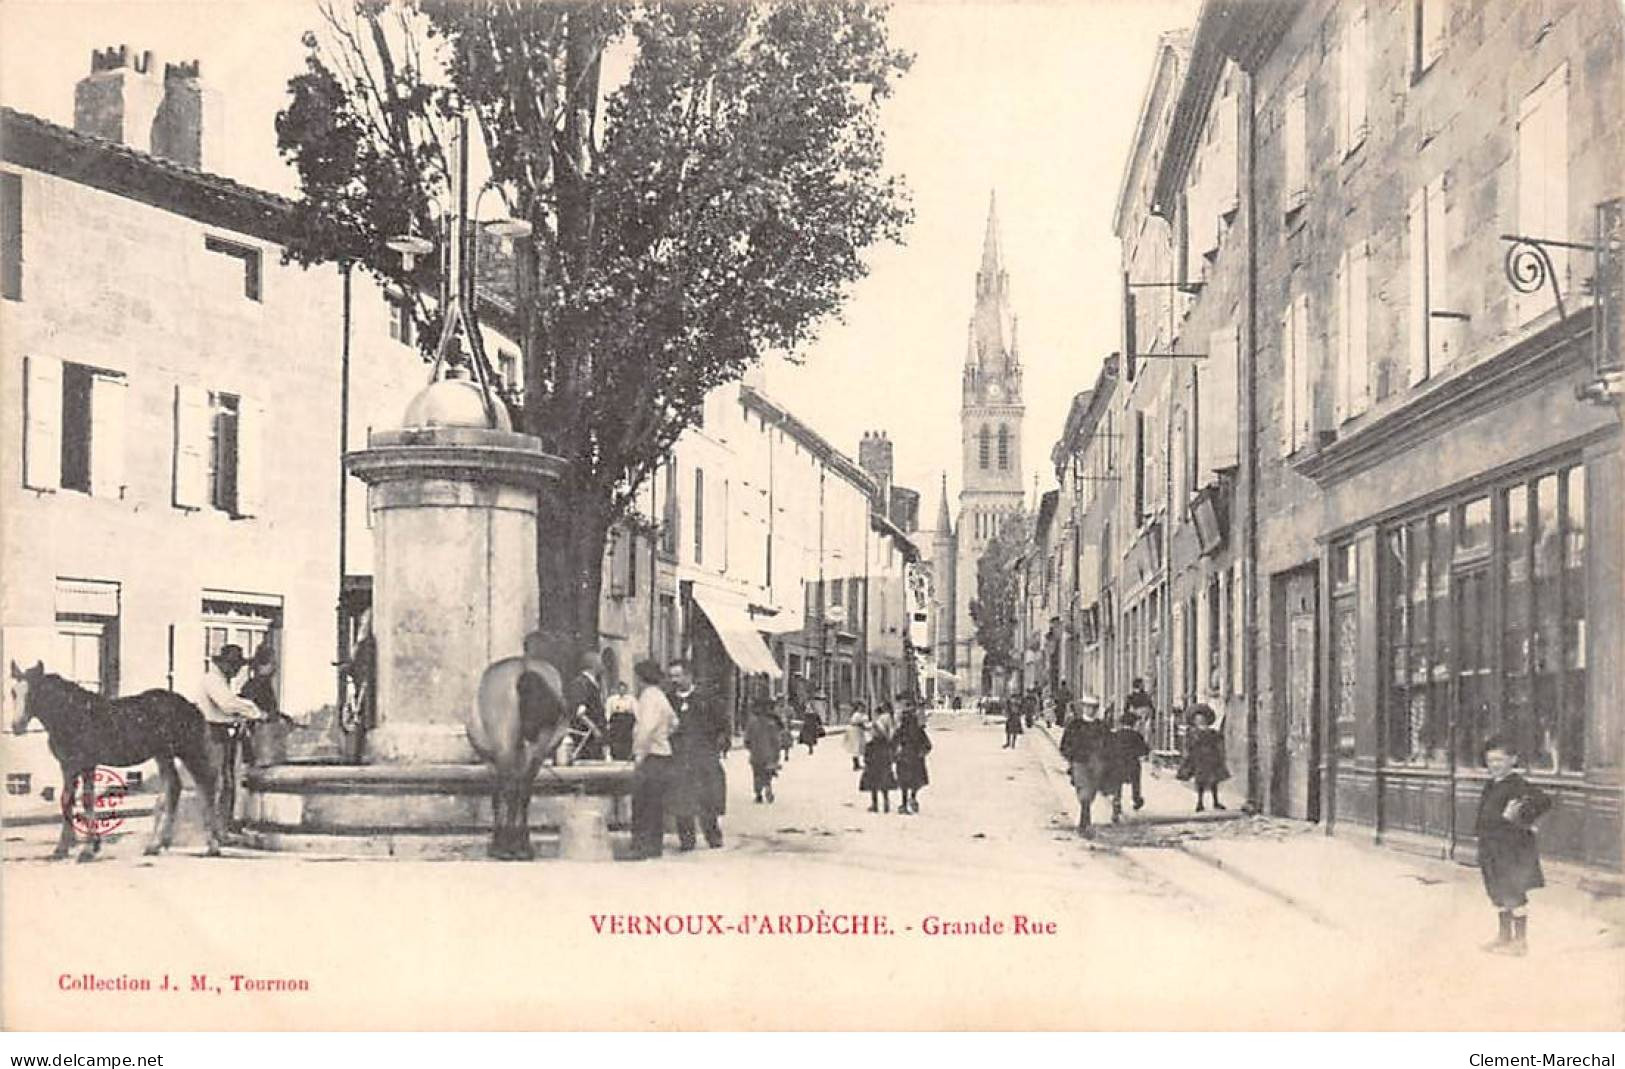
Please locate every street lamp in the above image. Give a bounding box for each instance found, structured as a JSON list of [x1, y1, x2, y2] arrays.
[[384, 113, 533, 427]]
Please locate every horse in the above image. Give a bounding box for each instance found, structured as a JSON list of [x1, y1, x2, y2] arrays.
[[8, 660, 222, 861], [1058, 715, 1118, 837], [467, 652, 573, 860]]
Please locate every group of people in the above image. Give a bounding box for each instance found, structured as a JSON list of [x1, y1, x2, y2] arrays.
[[845, 702, 932, 814], [626, 659, 731, 859]]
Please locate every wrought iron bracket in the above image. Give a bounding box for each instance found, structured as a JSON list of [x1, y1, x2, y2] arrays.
[[1499, 232, 1600, 327]]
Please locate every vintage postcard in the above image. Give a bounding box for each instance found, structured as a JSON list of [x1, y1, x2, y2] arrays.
[[2, 0, 1622, 1033]]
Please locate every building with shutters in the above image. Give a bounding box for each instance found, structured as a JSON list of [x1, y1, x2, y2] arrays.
[[0, 49, 501, 797], [1066, 0, 1624, 872]]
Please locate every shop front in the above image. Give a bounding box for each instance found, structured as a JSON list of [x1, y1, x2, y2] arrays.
[[1305, 312, 1621, 871]]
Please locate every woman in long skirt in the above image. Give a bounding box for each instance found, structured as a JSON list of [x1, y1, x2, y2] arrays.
[[893, 709, 932, 815]]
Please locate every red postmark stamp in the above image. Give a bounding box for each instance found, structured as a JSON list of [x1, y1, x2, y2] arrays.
[[60, 767, 128, 838]]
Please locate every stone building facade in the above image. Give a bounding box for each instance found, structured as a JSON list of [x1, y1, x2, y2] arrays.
[[1045, 0, 1623, 872]]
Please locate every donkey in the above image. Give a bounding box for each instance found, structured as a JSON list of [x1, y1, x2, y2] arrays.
[[8, 661, 222, 861], [467, 645, 572, 860]]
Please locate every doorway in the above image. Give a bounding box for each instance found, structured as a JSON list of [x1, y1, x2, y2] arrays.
[[1272, 567, 1321, 821]]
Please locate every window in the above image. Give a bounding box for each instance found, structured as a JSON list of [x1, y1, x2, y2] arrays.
[[1411, 0, 1446, 80], [1280, 292, 1312, 454], [22, 357, 127, 498], [204, 236, 262, 302], [693, 468, 705, 566], [1517, 64, 1570, 324], [1230, 561, 1245, 697], [175, 385, 261, 515], [978, 425, 990, 469], [1408, 177, 1458, 384], [1331, 542, 1358, 757], [1282, 87, 1308, 217], [388, 292, 415, 346], [1336, 244, 1371, 422], [1133, 410, 1147, 523], [54, 578, 120, 699], [208, 392, 240, 514], [497, 351, 518, 397], [2, 171, 20, 301], [201, 592, 282, 677], [997, 424, 1010, 470], [660, 463, 679, 558], [1381, 462, 1587, 773], [1340, 6, 1369, 157]]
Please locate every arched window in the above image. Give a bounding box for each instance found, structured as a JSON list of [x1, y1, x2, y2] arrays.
[[978, 425, 990, 469], [998, 425, 1010, 470]]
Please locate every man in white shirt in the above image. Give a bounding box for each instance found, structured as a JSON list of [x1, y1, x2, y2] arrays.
[[199, 645, 266, 835]]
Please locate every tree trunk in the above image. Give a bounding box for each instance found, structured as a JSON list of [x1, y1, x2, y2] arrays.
[[535, 476, 612, 669]]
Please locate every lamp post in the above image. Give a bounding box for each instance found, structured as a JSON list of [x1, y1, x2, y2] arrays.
[[385, 113, 533, 426]]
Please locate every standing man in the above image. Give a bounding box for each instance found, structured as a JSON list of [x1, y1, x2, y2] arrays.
[[198, 644, 268, 835], [667, 660, 728, 850], [566, 650, 607, 761], [629, 659, 677, 860]]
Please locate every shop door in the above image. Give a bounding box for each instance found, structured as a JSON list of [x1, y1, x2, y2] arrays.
[[1277, 569, 1321, 821]]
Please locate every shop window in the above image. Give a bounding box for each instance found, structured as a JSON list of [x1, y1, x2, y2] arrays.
[[1382, 462, 1587, 772], [1331, 545, 1358, 758], [201, 592, 282, 681], [54, 578, 121, 701]]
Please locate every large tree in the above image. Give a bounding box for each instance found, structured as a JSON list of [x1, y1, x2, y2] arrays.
[[276, 0, 911, 657], [968, 509, 1028, 690]]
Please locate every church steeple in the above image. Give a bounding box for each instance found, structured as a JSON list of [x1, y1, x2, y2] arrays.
[[979, 190, 1002, 279], [936, 472, 953, 534]]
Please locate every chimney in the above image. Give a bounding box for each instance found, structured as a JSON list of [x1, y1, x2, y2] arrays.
[[858, 430, 894, 503], [152, 59, 219, 170], [74, 46, 164, 154]]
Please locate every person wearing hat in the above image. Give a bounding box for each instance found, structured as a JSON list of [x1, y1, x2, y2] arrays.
[[199, 644, 269, 835]]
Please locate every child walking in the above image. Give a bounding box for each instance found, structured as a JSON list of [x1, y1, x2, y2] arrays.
[[1107, 709, 1151, 815], [860, 722, 897, 813], [744, 701, 782, 804], [1477, 736, 1553, 956], [893, 708, 933, 815], [1178, 704, 1229, 812]]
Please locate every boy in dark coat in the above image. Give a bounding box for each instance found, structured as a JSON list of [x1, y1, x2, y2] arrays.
[[744, 701, 782, 804], [1476, 736, 1553, 956], [860, 727, 897, 813], [1003, 702, 1024, 749], [1107, 710, 1151, 814]]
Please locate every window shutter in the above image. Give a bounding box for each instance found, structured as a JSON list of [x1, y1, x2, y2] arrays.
[[1217, 92, 1239, 217], [234, 399, 265, 517], [1349, 248, 1371, 417], [1284, 88, 1308, 213], [172, 384, 209, 509], [1408, 188, 1430, 385], [22, 355, 61, 490], [607, 530, 626, 596], [1421, 0, 1446, 70], [1200, 324, 1239, 476], [1335, 251, 1350, 425], [1, 171, 22, 301], [1294, 293, 1313, 447], [1195, 584, 1211, 699], [1231, 561, 1246, 696], [1426, 177, 1452, 366], [1518, 64, 1569, 323], [89, 372, 127, 499], [1339, 9, 1365, 154], [1280, 308, 1296, 455]]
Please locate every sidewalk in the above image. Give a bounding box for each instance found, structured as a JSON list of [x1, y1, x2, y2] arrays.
[[1031, 720, 1623, 954]]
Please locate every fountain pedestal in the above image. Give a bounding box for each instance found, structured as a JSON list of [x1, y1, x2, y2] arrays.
[[242, 381, 633, 857]]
